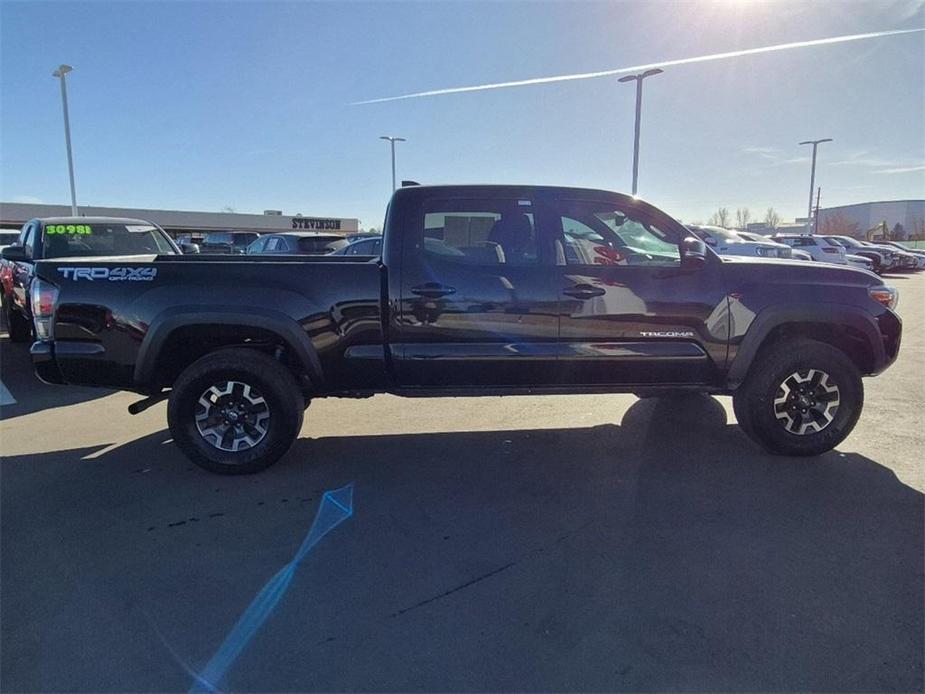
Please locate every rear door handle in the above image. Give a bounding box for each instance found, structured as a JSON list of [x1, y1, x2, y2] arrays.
[[411, 283, 457, 299], [563, 284, 606, 299]]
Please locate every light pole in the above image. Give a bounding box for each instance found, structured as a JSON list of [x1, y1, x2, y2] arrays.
[[52, 64, 78, 216], [799, 138, 832, 233], [618, 68, 663, 196], [379, 135, 406, 193]]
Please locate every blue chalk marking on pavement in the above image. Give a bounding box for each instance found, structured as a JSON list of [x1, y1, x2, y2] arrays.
[[190, 483, 354, 693]]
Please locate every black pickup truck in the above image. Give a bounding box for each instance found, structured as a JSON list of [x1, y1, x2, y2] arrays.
[[8, 185, 901, 474]]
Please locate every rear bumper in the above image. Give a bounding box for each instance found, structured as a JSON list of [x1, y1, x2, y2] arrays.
[[31, 340, 114, 387], [30, 342, 65, 385]]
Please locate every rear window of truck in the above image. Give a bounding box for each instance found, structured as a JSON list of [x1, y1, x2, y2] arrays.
[[41, 223, 176, 258]]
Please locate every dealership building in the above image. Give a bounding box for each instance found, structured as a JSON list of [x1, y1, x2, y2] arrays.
[[816, 199, 925, 238], [0, 202, 360, 239]]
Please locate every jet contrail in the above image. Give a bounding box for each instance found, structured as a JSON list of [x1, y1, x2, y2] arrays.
[[353, 27, 924, 104]]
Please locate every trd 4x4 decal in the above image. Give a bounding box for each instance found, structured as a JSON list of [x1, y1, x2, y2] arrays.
[[58, 267, 157, 282]]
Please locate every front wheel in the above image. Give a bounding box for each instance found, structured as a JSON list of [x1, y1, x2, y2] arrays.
[[733, 338, 863, 456], [167, 348, 304, 474]]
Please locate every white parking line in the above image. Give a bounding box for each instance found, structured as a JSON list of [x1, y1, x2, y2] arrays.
[[0, 380, 16, 406]]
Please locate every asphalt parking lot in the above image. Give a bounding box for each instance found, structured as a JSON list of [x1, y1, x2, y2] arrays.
[[1, 274, 923, 693]]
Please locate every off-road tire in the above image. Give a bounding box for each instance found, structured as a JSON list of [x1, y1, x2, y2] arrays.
[[733, 337, 863, 456], [168, 348, 304, 474]]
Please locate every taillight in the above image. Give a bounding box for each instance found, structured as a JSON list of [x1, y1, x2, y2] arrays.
[[869, 286, 898, 310], [29, 278, 58, 341]]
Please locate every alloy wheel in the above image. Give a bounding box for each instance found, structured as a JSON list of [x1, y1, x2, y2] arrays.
[[772, 368, 840, 435], [195, 380, 270, 452]]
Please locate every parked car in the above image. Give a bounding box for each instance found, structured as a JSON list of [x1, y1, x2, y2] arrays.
[[821, 235, 891, 273], [0, 217, 179, 342], [345, 233, 383, 244], [789, 248, 814, 261], [688, 225, 785, 258], [772, 233, 847, 264], [200, 231, 259, 254], [0, 229, 20, 250], [859, 240, 917, 271], [734, 231, 793, 258], [877, 241, 925, 270], [331, 235, 382, 256], [17, 184, 902, 474], [246, 232, 349, 255]]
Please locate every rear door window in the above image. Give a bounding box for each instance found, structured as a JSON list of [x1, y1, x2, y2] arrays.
[[422, 199, 540, 265], [265, 237, 284, 252]]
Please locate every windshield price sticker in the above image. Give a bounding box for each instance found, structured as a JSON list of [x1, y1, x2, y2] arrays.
[[46, 224, 92, 235]]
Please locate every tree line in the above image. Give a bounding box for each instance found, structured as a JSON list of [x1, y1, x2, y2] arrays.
[[700, 207, 781, 229]]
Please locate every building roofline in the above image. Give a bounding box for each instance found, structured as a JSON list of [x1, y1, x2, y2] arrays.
[[821, 199, 924, 211]]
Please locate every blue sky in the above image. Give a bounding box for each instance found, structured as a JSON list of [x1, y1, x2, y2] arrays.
[[2, 0, 923, 229]]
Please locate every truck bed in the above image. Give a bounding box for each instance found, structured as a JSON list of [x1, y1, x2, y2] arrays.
[[34, 254, 387, 393]]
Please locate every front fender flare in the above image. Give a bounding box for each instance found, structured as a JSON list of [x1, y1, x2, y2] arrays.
[[725, 303, 885, 389]]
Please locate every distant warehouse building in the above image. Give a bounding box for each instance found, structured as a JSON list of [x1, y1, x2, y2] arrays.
[[0, 202, 360, 240], [817, 199, 925, 239]]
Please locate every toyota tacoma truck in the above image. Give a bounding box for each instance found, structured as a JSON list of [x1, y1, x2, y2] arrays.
[[8, 185, 902, 474]]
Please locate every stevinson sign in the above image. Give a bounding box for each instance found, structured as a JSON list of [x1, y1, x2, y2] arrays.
[[291, 217, 341, 231]]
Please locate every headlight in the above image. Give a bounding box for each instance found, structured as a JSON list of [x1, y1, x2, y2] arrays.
[[869, 286, 898, 311]]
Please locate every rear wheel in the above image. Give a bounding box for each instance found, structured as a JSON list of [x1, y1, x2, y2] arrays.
[[733, 338, 863, 456], [168, 348, 304, 474]]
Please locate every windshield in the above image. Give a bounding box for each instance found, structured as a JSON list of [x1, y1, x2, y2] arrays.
[[41, 222, 176, 258]]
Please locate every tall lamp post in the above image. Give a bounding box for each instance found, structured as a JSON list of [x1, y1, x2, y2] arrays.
[[379, 135, 406, 193], [618, 68, 663, 196], [52, 65, 78, 216], [799, 138, 832, 233]]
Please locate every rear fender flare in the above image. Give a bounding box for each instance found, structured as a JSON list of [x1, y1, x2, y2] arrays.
[[134, 307, 323, 388]]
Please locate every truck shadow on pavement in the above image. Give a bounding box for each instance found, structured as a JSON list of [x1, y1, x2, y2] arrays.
[[1, 395, 922, 692], [0, 335, 112, 419]]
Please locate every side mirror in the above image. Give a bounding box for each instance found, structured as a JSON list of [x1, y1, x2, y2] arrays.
[[178, 242, 200, 254], [680, 236, 707, 269], [1, 246, 28, 262]]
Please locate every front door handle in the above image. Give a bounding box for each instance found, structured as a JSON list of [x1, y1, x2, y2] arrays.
[[563, 284, 606, 299], [411, 283, 457, 299]]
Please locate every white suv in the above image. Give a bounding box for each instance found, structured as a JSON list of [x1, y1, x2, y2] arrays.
[[687, 225, 786, 258], [772, 233, 847, 264]]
